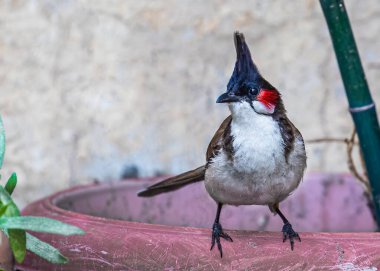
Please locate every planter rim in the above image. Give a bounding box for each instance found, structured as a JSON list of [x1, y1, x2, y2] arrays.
[[17, 173, 380, 270], [23, 173, 378, 236], [40, 179, 181, 231]]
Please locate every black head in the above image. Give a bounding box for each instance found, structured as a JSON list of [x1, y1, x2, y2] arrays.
[[217, 32, 277, 108]]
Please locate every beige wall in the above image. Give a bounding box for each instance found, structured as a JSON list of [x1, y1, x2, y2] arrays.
[[0, 0, 379, 208]]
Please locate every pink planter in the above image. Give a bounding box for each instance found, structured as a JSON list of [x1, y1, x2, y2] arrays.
[[16, 173, 380, 270]]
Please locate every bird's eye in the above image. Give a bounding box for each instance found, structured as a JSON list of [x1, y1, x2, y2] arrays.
[[249, 88, 259, 96]]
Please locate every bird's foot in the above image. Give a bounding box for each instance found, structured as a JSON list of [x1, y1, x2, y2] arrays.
[[210, 222, 233, 258], [282, 222, 301, 250]]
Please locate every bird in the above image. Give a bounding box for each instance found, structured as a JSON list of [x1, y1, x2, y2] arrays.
[[138, 31, 307, 258]]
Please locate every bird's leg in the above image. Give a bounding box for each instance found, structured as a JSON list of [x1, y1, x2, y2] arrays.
[[210, 202, 233, 258], [274, 205, 301, 250]]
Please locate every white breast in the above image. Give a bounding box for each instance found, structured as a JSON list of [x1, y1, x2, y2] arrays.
[[204, 102, 306, 206]]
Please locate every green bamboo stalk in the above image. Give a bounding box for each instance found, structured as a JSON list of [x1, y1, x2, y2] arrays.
[[320, 0, 380, 228]]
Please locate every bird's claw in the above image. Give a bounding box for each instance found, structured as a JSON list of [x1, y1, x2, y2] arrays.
[[210, 222, 233, 258], [282, 222, 301, 250]]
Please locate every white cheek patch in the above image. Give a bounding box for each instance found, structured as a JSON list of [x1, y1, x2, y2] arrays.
[[252, 101, 275, 115]]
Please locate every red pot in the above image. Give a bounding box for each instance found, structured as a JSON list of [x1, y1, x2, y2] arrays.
[[16, 173, 380, 270]]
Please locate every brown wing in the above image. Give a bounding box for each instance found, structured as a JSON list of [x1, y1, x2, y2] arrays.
[[206, 115, 233, 164], [138, 115, 232, 197]]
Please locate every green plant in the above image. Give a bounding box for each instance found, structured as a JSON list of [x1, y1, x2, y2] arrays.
[[0, 115, 85, 264]]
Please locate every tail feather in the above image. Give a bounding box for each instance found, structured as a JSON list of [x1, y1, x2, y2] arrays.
[[137, 165, 206, 197]]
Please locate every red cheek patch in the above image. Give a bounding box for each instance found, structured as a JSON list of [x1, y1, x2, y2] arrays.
[[256, 89, 279, 109]]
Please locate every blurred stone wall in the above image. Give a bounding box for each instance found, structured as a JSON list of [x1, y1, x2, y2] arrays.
[[0, 0, 379, 207]]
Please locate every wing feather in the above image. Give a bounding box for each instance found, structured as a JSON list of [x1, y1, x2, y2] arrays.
[[137, 116, 232, 197], [206, 115, 233, 164]]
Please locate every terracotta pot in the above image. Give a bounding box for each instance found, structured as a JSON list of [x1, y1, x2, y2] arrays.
[[16, 173, 380, 270], [0, 231, 13, 271]]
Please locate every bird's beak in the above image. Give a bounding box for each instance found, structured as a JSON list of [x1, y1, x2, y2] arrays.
[[216, 92, 240, 103]]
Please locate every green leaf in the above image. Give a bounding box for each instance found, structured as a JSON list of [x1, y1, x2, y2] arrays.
[[0, 186, 26, 263], [26, 233, 68, 264], [0, 216, 85, 236], [5, 173, 17, 195], [0, 115, 5, 170], [0, 186, 20, 217], [4, 203, 20, 218], [8, 229, 26, 263], [0, 203, 9, 216], [0, 185, 15, 207]]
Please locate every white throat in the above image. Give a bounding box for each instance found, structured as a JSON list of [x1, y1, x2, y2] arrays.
[[228, 101, 285, 173], [228, 101, 272, 124], [229, 101, 275, 119]]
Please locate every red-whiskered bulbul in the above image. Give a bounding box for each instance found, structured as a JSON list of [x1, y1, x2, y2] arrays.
[[138, 31, 307, 258]]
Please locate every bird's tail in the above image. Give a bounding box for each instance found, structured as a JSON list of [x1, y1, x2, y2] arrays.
[[137, 165, 206, 197]]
